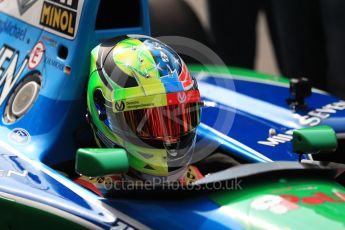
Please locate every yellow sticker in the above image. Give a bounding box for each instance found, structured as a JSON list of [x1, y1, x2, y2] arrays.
[[113, 93, 167, 112]]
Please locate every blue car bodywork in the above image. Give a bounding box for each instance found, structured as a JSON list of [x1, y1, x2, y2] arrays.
[[0, 0, 150, 165], [194, 66, 345, 163]]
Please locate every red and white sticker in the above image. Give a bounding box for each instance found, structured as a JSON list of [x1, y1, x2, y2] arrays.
[[28, 41, 45, 70], [167, 89, 201, 106], [251, 195, 299, 214]]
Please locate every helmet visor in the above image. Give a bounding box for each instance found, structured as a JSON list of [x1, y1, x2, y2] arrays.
[[123, 102, 201, 142]]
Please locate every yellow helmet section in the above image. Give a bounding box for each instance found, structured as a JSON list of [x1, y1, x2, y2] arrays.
[[113, 38, 161, 82], [125, 142, 169, 176]]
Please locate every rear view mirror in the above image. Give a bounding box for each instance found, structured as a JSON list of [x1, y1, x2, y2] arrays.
[[293, 126, 337, 154], [75, 148, 129, 177]]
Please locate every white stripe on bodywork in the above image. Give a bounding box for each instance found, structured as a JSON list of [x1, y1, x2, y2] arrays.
[[199, 123, 273, 162], [198, 81, 303, 129]]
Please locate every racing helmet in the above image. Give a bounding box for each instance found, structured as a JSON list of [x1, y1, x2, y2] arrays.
[[87, 35, 201, 181]]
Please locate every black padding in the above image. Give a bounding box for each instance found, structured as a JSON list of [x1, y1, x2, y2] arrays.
[[149, 0, 210, 51]]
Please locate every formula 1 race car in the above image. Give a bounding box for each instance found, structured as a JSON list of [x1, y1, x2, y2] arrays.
[[0, 0, 345, 229]]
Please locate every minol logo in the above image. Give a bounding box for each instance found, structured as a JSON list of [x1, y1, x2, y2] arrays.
[[39, 1, 77, 37]]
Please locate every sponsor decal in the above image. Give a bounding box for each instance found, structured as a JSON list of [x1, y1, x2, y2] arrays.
[[280, 192, 345, 205], [251, 191, 345, 214], [40, 0, 77, 37], [177, 92, 186, 103], [113, 90, 200, 112], [45, 55, 64, 71], [42, 35, 58, 47], [114, 101, 125, 112], [251, 195, 298, 214], [180, 165, 204, 185], [0, 19, 27, 41], [0, 45, 29, 106], [112, 94, 163, 112], [299, 101, 345, 126], [258, 130, 294, 147], [8, 128, 31, 145], [0, 169, 28, 178], [167, 89, 200, 105], [28, 41, 44, 70], [17, 0, 38, 15], [258, 100, 345, 147], [2, 0, 84, 39], [111, 220, 138, 230]]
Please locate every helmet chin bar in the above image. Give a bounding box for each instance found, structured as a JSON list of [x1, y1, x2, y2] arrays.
[[166, 137, 195, 168], [164, 141, 179, 157]]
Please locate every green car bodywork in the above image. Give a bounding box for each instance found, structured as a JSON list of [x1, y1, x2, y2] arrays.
[[211, 176, 345, 229]]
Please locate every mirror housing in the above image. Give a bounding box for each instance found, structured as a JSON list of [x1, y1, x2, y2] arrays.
[[293, 126, 337, 154], [75, 148, 129, 177]]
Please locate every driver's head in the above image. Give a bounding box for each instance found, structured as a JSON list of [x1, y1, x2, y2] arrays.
[[87, 35, 201, 182]]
